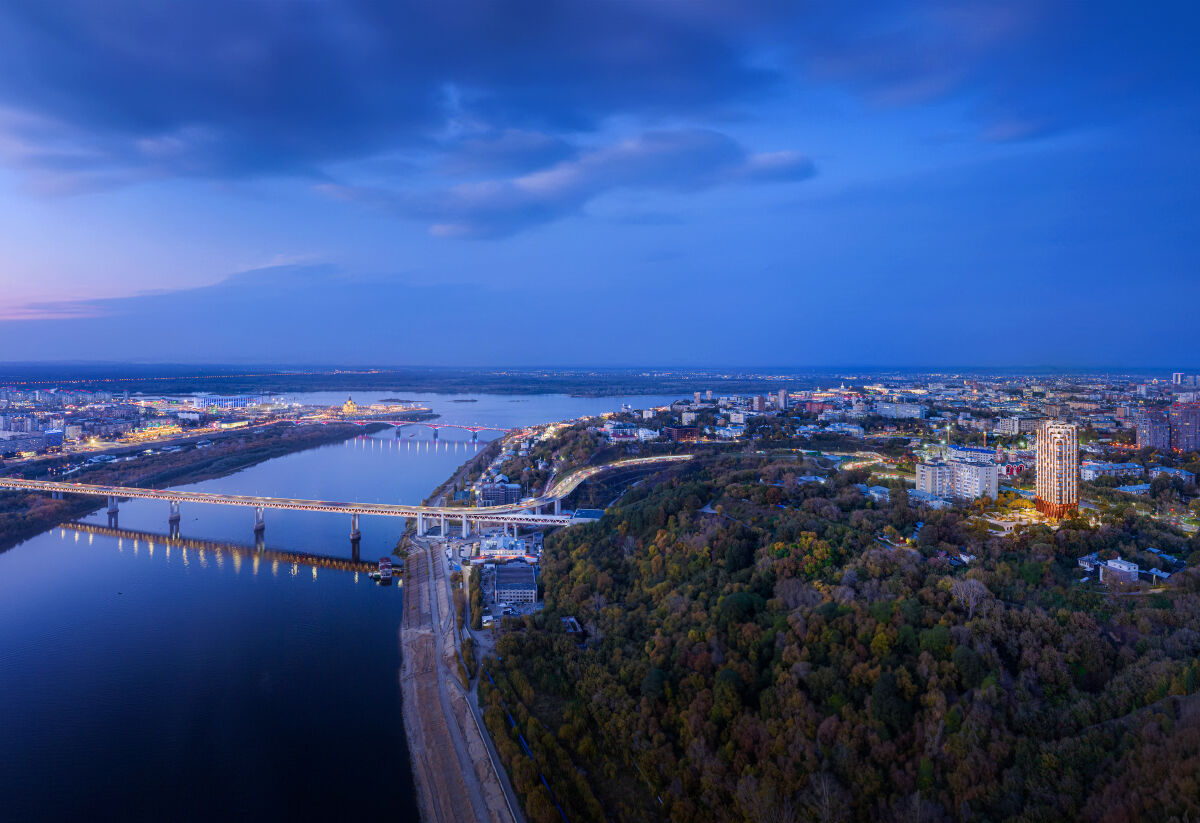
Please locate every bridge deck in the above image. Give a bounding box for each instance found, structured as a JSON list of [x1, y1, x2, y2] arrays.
[[0, 454, 690, 521]]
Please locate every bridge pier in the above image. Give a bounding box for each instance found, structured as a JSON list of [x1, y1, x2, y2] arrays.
[[350, 513, 361, 541], [253, 506, 265, 535], [168, 501, 181, 538], [415, 512, 424, 537], [432, 428, 438, 441], [554, 499, 561, 516], [471, 431, 478, 442], [440, 514, 446, 538], [107, 496, 119, 528]]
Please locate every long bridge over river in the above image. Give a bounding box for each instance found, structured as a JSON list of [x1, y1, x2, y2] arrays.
[[345, 420, 513, 441], [0, 454, 691, 541]]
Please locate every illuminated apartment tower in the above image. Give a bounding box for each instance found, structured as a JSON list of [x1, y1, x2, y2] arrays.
[[1035, 420, 1079, 518]]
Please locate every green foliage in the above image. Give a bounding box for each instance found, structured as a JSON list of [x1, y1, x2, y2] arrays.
[[953, 645, 987, 690], [872, 670, 913, 732], [919, 624, 952, 659]]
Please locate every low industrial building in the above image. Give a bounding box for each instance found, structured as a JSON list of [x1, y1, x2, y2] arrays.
[[494, 563, 538, 604]]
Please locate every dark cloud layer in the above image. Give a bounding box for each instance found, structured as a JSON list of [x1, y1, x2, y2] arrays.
[[0, 0, 776, 182], [0, 0, 1194, 222]]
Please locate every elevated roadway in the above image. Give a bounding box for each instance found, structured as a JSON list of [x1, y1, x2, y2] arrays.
[[0, 454, 691, 536]]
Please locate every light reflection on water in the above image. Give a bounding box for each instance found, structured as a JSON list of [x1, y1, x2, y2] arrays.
[[0, 392, 668, 821]]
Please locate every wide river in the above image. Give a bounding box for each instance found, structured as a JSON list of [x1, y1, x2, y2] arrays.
[[0, 392, 681, 821]]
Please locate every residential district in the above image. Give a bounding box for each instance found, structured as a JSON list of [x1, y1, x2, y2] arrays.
[[376, 369, 1200, 685]]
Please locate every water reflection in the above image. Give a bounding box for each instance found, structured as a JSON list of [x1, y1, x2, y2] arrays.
[[58, 521, 381, 577]]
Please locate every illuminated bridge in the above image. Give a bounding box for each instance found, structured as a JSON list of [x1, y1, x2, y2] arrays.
[[348, 420, 513, 440], [1, 454, 691, 540]]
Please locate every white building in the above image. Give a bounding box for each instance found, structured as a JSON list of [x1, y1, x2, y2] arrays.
[[916, 462, 952, 497], [875, 402, 926, 419], [994, 417, 1041, 435], [916, 458, 998, 501], [950, 460, 999, 501], [1100, 558, 1139, 584], [1080, 462, 1143, 481], [480, 536, 529, 560]]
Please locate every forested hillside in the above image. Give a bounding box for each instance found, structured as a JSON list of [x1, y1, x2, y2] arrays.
[[481, 454, 1200, 823]]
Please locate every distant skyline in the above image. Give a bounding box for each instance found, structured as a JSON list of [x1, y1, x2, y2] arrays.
[[0, 1, 1197, 365]]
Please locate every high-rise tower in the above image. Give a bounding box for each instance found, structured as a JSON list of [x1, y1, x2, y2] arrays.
[[1169, 403, 1200, 452], [1035, 420, 1078, 518], [1135, 408, 1170, 450]]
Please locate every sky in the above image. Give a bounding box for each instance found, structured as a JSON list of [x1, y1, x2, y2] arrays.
[[0, 0, 1196, 368]]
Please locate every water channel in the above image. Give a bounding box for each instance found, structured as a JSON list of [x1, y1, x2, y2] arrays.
[[0, 393, 680, 821]]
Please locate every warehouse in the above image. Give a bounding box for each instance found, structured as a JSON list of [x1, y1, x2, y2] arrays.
[[494, 563, 537, 604]]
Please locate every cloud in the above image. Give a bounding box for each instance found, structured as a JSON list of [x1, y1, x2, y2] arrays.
[[321, 129, 814, 237], [438, 130, 577, 176], [0, 0, 779, 187], [0, 0, 1191, 197]]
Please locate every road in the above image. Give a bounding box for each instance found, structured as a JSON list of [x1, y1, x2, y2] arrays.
[[0, 454, 692, 522], [400, 536, 518, 823]]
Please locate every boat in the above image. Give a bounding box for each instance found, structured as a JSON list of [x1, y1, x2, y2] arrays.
[[377, 557, 393, 585]]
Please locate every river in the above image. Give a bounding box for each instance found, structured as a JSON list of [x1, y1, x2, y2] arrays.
[[0, 392, 680, 821]]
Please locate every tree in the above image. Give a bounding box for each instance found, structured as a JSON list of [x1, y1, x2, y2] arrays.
[[950, 577, 989, 620], [802, 772, 849, 823], [872, 670, 913, 732]]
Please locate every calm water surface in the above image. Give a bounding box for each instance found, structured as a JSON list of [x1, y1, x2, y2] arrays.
[[0, 393, 675, 821]]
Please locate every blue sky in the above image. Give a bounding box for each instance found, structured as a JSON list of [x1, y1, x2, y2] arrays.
[[0, 0, 1196, 367]]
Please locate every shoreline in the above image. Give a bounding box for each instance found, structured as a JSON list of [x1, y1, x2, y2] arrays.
[[0, 422, 385, 554], [400, 437, 521, 823]]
